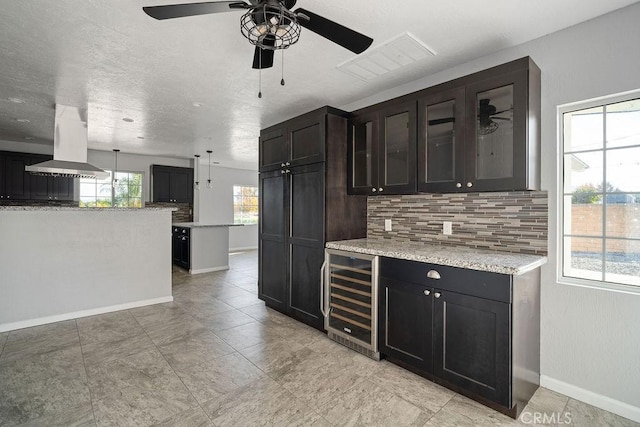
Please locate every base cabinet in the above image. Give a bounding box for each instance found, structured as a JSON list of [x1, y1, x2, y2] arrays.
[[379, 256, 539, 417], [172, 226, 190, 269]]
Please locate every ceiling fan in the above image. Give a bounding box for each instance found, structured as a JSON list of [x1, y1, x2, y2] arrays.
[[428, 99, 512, 135], [142, 0, 374, 70]]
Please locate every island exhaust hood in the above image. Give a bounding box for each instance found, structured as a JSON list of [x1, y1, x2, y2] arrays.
[[25, 104, 109, 179]]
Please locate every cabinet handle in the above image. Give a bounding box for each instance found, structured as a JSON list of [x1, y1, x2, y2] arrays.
[[466, 182, 473, 188], [281, 170, 286, 174], [427, 270, 441, 280], [372, 188, 377, 192], [434, 292, 442, 299], [456, 183, 462, 188], [424, 290, 431, 296], [285, 169, 291, 174], [281, 163, 286, 167], [378, 188, 383, 192], [320, 261, 328, 317], [285, 162, 291, 166]]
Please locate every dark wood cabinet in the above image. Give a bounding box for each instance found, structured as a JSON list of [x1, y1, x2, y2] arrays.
[[172, 226, 190, 269], [348, 99, 417, 195], [378, 256, 540, 418], [151, 165, 193, 203], [417, 57, 541, 193], [259, 107, 367, 330], [379, 276, 433, 372], [259, 110, 326, 172], [0, 151, 74, 202]]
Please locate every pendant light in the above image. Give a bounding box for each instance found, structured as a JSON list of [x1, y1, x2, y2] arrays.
[[112, 149, 120, 189], [206, 150, 213, 189], [194, 154, 200, 191]]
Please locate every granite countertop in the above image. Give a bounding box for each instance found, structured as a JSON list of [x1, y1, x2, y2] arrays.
[[326, 238, 547, 276], [0, 206, 177, 212], [172, 222, 245, 228]]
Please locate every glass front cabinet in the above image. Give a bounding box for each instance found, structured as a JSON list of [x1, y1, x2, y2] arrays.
[[418, 57, 541, 193]]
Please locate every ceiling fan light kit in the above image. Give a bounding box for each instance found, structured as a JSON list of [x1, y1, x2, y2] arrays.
[[240, 3, 301, 51]]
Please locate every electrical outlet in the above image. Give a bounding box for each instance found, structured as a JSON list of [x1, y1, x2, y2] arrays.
[[384, 219, 392, 231], [443, 221, 453, 235]]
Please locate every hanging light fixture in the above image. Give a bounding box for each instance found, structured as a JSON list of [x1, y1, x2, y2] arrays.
[[194, 154, 200, 191], [112, 149, 120, 189], [206, 150, 213, 189]]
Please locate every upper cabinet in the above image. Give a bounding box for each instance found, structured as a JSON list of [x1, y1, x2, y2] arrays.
[[259, 110, 328, 172], [0, 151, 74, 202], [348, 99, 417, 195], [349, 57, 541, 195], [151, 165, 193, 203]]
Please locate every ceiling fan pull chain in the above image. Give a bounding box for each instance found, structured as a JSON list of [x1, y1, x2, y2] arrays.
[[281, 50, 285, 86], [258, 54, 263, 98]]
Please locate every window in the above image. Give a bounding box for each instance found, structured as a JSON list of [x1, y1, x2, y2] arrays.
[[233, 185, 258, 224], [80, 171, 143, 208], [560, 92, 640, 291]]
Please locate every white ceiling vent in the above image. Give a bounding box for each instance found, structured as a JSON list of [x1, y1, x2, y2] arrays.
[[337, 32, 436, 82]]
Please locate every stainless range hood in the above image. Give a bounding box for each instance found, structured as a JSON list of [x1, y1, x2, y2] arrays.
[[26, 104, 109, 179]]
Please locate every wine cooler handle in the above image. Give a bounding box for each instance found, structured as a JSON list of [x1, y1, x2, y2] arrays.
[[320, 261, 328, 317]]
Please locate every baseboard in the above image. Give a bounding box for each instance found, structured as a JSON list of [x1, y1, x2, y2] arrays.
[[540, 375, 640, 423], [229, 246, 258, 252], [190, 266, 229, 274], [0, 296, 174, 333]]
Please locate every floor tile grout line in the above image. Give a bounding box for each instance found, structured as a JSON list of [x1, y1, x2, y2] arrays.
[[130, 306, 218, 426], [75, 318, 99, 427]]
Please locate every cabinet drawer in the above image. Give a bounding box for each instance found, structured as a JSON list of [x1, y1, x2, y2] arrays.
[[380, 257, 511, 303]]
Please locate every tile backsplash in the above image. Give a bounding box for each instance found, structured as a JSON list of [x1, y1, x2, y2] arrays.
[[367, 191, 548, 256], [146, 202, 192, 223]]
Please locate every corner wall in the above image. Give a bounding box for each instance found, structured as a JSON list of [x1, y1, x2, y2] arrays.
[[343, 3, 640, 422]]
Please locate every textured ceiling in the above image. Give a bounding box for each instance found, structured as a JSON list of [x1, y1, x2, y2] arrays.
[[0, 0, 637, 170]]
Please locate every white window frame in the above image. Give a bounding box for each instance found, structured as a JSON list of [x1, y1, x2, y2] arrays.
[[233, 185, 258, 225], [79, 169, 145, 208], [557, 88, 640, 295]]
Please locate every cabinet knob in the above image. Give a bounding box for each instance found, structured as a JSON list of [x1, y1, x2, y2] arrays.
[[285, 162, 291, 166], [281, 163, 286, 167], [378, 188, 384, 192], [466, 182, 473, 188], [456, 183, 462, 188], [372, 188, 377, 192], [285, 169, 291, 174], [6, 196, 9, 199], [434, 292, 442, 299], [281, 170, 286, 174], [424, 290, 431, 296]]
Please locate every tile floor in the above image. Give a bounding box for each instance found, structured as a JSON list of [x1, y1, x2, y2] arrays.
[[0, 250, 637, 426]]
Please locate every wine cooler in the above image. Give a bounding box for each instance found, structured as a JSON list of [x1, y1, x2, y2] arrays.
[[322, 249, 379, 360]]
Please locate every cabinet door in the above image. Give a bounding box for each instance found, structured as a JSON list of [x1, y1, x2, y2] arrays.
[[377, 101, 417, 195], [170, 168, 191, 203], [4, 154, 31, 200], [379, 277, 433, 372], [464, 69, 529, 192], [172, 230, 182, 264], [259, 126, 288, 172], [433, 289, 511, 407], [418, 87, 466, 193], [52, 177, 74, 201], [152, 166, 171, 202], [288, 163, 325, 329], [288, 113, 325, 167], [348, 110, 378, 195], [258, 169, 287, 312]]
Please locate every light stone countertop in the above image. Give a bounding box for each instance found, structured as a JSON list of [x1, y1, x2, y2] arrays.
[[0, 206, 176, 212], [172, 222, 245, 228], [326, 238, 547, 276]]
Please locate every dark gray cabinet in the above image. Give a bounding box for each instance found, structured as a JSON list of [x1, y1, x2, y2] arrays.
[[172, 226, 190, 269], [348, 99, 417, 195], [151, 165, 193, 203], [378, 256, 540, 418], [0, 151, 74, 202], [259, 107, 367, 330], [418, 57, 541, 193]]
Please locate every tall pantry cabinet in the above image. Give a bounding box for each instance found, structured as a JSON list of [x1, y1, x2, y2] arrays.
[[259, 106, 367, 330]]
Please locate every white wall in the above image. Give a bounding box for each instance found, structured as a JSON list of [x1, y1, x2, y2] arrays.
[[195, 164, 258, 251], [343, 4, 640, 421], [0, 209, 173, 331]]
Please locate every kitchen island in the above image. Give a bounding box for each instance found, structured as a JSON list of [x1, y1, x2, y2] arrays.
[[0, 206, 174, 332], [172, 222, 243, 274]]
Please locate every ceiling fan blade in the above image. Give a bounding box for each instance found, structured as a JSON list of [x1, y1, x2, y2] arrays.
[[294, 8, 373, 54], [142, 1, 249, 20], [252, 36, 275, 69], [428, 118, 455, 126]]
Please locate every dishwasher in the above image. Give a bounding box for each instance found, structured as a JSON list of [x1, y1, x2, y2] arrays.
[[322, 249, 380, 360]]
